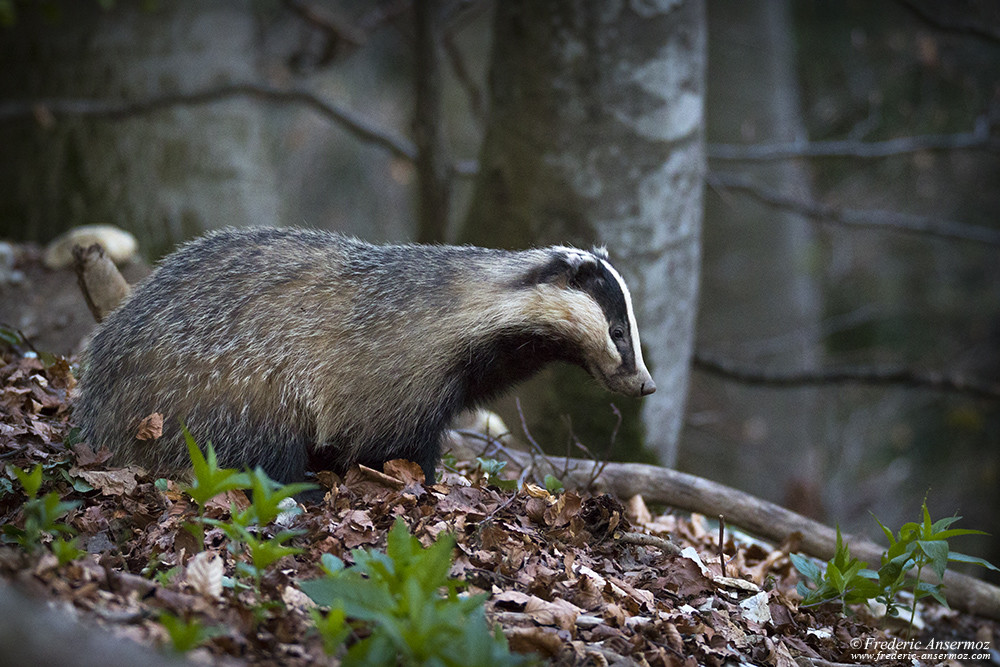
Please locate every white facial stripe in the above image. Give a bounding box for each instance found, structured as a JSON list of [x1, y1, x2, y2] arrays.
[[599, 258, 648, 374]]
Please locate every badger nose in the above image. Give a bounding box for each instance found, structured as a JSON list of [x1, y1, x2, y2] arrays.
[[641, 381, 656, 395]]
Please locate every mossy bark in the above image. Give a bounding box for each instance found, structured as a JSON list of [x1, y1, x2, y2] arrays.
[[460, 0, 706, 465]]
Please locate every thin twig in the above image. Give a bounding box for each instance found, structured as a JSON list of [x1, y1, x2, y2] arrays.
[[894, 0, 1000, 45], [718, 515, 726, 578], [514, 397, 560, 482], [693, 352, 1000, 401], [589, 404, 623, 488], [707, 171, 1000, 247], [281, 0, 366, 48], [0, 84, 418, 163], [707, 123, 999, 161], [617, 531, 682, 557]]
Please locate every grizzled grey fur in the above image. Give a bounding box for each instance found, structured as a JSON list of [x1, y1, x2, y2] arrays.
[[75, 227, 654, 485]]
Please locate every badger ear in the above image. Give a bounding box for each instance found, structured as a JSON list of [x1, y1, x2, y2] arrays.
[[519, 249, 602, 289]]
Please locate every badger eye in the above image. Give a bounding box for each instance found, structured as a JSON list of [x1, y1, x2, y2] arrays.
[[611, 327, 625, 341]]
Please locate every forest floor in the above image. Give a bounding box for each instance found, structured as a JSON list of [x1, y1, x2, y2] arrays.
[[0, 345, 997, 666]]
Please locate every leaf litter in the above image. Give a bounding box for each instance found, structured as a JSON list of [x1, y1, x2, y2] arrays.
[[0, 348, 995, 666]]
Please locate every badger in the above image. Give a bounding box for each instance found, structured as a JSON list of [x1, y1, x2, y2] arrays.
[[75, 227, 655, 486]]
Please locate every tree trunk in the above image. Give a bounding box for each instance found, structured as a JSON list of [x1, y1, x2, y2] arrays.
[[413, 0, 452, 243], [460, 0, 706, 466], [0, 0, 281, 257], [681, 0, 824, 515]]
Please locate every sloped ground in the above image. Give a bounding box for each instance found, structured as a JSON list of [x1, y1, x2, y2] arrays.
[[0, 349, 995, 666]]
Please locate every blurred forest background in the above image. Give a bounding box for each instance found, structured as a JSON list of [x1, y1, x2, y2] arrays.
[[1, 0, 997, 580]]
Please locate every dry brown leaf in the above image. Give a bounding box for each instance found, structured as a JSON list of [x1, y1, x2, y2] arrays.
[[135, 413, 163, 441], [505, 626, 565, 657], [73, 467, 141, 496]]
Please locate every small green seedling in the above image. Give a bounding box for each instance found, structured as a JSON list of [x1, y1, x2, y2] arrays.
[[791, 527, 881, 614], [2, 464, 81, 557], [179, 427, 250, 549], [477, 457, 518, 491], [180, 426, 251, 510], [310, 604, 352, 656], [300, 518, 527, 666], [543, 474, 565, 494], [159, 611, 222, 653]]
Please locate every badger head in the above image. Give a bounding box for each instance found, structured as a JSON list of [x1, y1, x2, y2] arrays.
[[529, 246, 656, 398]]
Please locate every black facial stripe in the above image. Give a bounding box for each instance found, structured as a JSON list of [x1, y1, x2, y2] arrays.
[[574, 261, 637, 372]]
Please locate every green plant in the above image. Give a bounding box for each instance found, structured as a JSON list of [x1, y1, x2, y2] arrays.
[[310, 604, 352, 656], [477, 457, 517, 491], [178, 427, 250, 548], [792, 501, 999, 631], [176, 436, 316, 618], [871, 501, 999, 629], [791, 527, 881, 614], [300, 518, 527, 666], [543, 474, 564, 494], [2, 464, 81, 556], [158, 611, 221, 653]]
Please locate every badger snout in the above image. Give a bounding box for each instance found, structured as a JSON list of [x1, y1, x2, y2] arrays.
[[602, 367, 655, 398], [631, 368, 656, 397]]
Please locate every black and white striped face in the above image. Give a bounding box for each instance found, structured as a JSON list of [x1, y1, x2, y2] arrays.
[[540, 247, 655, 398]]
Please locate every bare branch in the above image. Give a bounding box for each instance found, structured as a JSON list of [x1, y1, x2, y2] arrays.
[[0, 83, 417, 163], [894, 0, 1000, 45], [707, 171, 1000, 247], [281, 0, 366, 49], [442, 29, 485, 126], [707, 123, 999, 161], [692, 351, 1000, 401]]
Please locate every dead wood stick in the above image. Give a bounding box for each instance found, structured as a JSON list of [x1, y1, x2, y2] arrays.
[[449, 440, 1000, 620], [72, 244, 131, 322]]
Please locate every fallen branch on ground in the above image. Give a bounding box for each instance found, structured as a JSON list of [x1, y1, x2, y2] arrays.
[[450, 438, 1000, 621]]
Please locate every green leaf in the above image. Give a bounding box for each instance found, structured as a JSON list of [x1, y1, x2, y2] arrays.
[[929, 515, 963, 534], [948, 551, 1000, 572], [917, 540, 950, 580], [826, 562, 845, 593], [476, 458, 507, 477], [180, 427, 251, 508], [872, 513, 897, 547], [10, 464, 44, 499], [299, 573, 395, 622], [159, 612, 221, 653], [51, 536, 84, 565], [311, 605, 351, 656], [543, 475, 564, 494], [931, 527, 989, 540], [245, 466, 316, 526]]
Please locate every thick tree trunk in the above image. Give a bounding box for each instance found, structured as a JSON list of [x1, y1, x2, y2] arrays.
[[0, 1, 281, 257], [460, 0, 706, 466], [681, 0, 824, 515]]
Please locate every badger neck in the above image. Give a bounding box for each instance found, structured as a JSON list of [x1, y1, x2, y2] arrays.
[[456, 330, 578, 408], [453, 291, 584, 409]]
